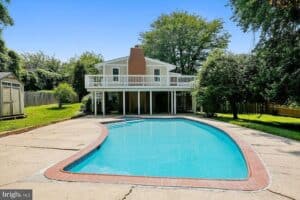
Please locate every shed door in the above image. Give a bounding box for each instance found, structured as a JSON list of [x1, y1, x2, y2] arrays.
[[12, 87, 21, 115], [2, 87, 11, 116]]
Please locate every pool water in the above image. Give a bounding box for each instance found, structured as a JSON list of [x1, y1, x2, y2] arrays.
[[66, 118, 248, 180]]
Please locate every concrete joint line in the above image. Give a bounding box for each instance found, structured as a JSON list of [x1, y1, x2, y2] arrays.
[[1, 144, 80, 151], [267, 189, 296, 200], [121, 186, 135, 200]]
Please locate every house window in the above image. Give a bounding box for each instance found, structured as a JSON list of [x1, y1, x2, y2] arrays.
[[112, 68, 119, 82], [154, 69, 160, 82]]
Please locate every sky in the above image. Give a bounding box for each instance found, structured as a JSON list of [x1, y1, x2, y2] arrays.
[[3, 0, 256, 62]]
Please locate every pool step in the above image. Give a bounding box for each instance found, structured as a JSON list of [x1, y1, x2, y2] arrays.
[[126, 119, 144, 124], [108, 119, 144, 129]]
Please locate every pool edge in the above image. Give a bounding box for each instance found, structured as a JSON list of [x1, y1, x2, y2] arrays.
[[44, 116, 270, 191]]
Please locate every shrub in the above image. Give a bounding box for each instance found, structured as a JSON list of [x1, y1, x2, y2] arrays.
[[53, 83, 77, 108], [81, 94, 92, 113]]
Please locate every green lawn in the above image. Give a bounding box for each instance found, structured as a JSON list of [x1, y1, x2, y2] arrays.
[[0, 103, 82, 133], [215, 113, 300, 141]]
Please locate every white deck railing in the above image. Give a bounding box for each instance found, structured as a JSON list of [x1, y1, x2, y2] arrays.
[[85, 75, 196, 89]]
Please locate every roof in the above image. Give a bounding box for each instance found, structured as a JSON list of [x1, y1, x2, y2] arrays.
[[95, 56, 177, 71], [0, 72, 13, 80]]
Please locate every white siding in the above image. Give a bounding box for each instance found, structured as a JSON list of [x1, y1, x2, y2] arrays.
[[146, 66, 168, 76]]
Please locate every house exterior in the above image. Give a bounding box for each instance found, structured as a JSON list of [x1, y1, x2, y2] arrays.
[[84, 46, 197, 116], [0, 72, 24, 119]]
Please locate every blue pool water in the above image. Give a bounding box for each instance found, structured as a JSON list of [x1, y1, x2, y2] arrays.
[[66, 118, 248, 179]]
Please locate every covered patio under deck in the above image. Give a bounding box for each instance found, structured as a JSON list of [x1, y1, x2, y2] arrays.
[[90, 89, 196, 116]]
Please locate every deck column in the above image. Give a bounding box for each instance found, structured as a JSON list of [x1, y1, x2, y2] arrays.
[[171, 91, 174, 114], [174, 90, 177, 115], [94, 91, 97, 116], [102, 91, 105, 116], [138, 91, 140, 115], [150, 91, 152, 115], [167, 91, 170, 113], [123, 90, 126, 116], [192, 95, 197, 113]]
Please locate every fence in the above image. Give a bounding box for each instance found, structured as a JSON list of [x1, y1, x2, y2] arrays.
[[219, 103, 300, 118], [271, 105, 300, 118], [24, 91, 57, 107]]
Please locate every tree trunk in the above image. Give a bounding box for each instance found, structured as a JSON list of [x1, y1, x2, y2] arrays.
[[231, 101, 238, 119], [58, 101, 62, 109]]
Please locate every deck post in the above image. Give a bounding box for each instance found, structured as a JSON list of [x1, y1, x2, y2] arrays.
[[94, 91, 97, 116], [171, 91, 174, 115], [102, 91, 105, 116], [150, 91, 152, 115], [123, 90, 125, 116], [167, 91, 170, 114], [192, 95, 197, 113], [174, 90, 177, 115], [138, 90, 140, 115]]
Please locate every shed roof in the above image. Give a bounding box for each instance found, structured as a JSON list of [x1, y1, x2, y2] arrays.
[[0, 72, 13, 80]]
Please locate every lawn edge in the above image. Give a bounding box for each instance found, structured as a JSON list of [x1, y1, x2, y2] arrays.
[[213, 117, 300, 142], [0, 112, 86, 138]]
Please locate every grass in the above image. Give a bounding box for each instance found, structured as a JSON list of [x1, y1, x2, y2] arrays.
[[214, 113, 300, 141], [0, 103, 82, 133]]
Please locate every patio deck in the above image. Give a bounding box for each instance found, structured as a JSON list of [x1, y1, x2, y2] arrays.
[[0, 116, 299, 199]]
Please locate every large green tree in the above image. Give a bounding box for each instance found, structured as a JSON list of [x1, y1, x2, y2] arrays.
[[140, 11, 229, 75], [229, 0, 300, 104], [0, 0, 13, 29], [62, 51, 103, 83], [7, 50, 22, 77], [72, 62, 87, 101], [0, 0, 21, 78], [21, 51, 61, 72], [77, 51, 103, 74], [195, 50, 246, 119], [20, 52, 63, 90], [66, 51, 103, 101]]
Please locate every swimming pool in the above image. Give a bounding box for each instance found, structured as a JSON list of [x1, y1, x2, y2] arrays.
[[66, 118, 248, 180]]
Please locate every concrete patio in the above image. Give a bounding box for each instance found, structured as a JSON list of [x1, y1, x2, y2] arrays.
[[0, 116, 299, 200]]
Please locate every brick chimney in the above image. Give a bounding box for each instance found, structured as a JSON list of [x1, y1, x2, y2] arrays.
[[128, 45, 146, 75]]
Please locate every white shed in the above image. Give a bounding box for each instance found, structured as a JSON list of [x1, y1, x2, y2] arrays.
[[0, 72, 24, 119]]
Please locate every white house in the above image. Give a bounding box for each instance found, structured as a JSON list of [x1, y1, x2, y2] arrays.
[[84, 46, 197, 116]]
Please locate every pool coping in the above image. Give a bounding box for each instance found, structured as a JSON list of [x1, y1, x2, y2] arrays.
[[44, 116, 270, 191]]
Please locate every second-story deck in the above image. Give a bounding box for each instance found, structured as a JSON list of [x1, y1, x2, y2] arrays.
[[85, 75, 196, 90]]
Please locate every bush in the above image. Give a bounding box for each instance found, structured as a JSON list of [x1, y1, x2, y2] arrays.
[[53, 83, 77, 108], [196, 86, 222, 117], [81, 94, 92, 113]]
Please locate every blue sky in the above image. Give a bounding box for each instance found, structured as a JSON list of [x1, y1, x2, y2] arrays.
[[3, 0, 256, 61]]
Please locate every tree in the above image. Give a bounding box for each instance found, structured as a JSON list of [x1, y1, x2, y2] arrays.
[[0, 40, 10, 71], [35, 68, 62, 90], [20, 52, 63, 90], [54, 83, 77, 108], [140, 11, 229, 74], [229, 0, 300, 104], [7, 50, 22, 78], [0, 0, 13, 29], [77, 51, 103, 74], [21, 51, 61, 72], [73, 62, 87, 101], [195, 50, 246, 119], [20, 71, 39, 91], [0, 0, 15, 74], [61, 51, 103, 85]]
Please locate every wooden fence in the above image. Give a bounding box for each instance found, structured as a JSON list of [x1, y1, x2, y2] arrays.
[[220, 103, 300, 118], [24, 91, 57, 107], [272, 105, 300, 118]]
